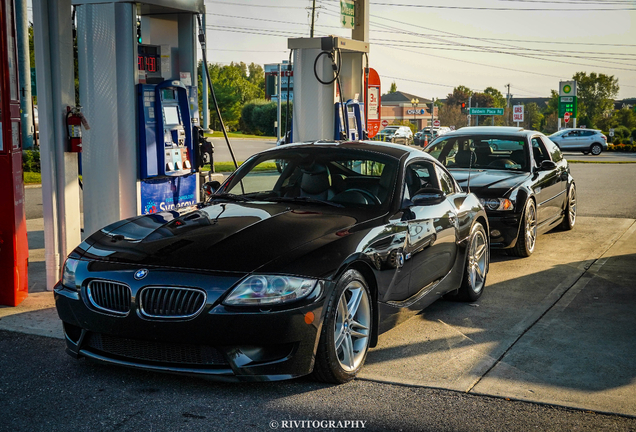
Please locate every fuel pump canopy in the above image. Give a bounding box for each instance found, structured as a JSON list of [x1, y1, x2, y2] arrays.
[[72, 0, 204, 14]]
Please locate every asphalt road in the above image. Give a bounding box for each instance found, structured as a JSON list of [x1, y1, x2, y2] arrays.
[[212, 138, 276, 164], [1, 330, 634, 432]]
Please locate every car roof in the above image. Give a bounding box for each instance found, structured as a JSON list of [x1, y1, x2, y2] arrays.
[[554, 128, 601, 132], [440, 126, 540, 138], [260, 139, 431, 161]]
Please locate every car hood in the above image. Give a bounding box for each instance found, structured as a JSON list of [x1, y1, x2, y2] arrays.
[[448, 169, 530, 197], [79, 202, 359, 273]]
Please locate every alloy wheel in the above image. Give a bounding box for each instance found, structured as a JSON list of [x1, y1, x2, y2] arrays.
[[334, 281, 371, 372], [591, 144, 602, 155], [468, 229, 488, 294], [525, 202, 537, 253], [568, 188, 577, 226]]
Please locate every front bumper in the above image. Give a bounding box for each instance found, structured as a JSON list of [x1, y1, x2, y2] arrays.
[[484, 212, 522, 249], [54, 263, 329, 382]]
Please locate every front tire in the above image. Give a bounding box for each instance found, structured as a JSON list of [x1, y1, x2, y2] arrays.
[[449, 222, 488, 302], [509, 199, 537, 257], [560, 184, 576, 230], [312, 269, 372, 384], [590, 143, 603, 155]]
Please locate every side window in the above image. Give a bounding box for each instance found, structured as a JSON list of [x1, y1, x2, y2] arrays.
[[404, 161, 439, 199], [543, 138, 563, 162], [436, 165, 456, 194], [582, 130, 594, 137], [531, 137, 550, 164]]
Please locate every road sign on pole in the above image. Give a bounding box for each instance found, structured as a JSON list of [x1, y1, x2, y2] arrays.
[[564, 112, 571, 124], [433, 120, 440, 127], [469, 107, 504, 116], [340, 0, 355, 29]]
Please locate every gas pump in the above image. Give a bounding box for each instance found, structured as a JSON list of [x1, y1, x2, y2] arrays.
[[0, 0, 28, 306], [73, 0, 206, 235], [289, 36, 369, 143]]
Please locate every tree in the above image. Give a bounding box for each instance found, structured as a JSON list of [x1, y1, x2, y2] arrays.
[[572, 72, 619, 129], [523, 103, 543, 131], [484, 87, 505, 108], [387, 81, 397, 94], [197, 61, 264, 131], [438, 104, 466, 129], [446, 85, 472, 106]]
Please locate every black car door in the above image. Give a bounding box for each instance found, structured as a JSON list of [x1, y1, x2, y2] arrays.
[[401, 161, 459, 299], [530, 136, 566, 225]]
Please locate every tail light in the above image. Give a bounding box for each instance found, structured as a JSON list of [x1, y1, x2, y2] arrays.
[[601, 134, 607, 141]]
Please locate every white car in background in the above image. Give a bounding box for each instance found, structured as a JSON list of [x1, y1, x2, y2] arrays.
[[548, 128, 607, 155]]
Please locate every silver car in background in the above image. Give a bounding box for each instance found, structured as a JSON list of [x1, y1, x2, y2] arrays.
[[548, 128, 607, 155]]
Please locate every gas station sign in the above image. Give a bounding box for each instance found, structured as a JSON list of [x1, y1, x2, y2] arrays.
[[558, 81, 578, 118], [366, 68, 381, 138]]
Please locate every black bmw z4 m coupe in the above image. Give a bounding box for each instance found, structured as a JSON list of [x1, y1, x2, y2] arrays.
[[55, 141, 489, 383], [425, 127, 576, 257]]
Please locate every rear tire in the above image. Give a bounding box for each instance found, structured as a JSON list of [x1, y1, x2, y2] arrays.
[[312, 269, 372, 384], [560, 184, 576, 230], [590, 143, 603, 155], [508, 199, 537, 257], [582, 151, 589, 155]]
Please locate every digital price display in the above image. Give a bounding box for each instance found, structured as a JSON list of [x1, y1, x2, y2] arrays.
[[138, 44, 162, 83]]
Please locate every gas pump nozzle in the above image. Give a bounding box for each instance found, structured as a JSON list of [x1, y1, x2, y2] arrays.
[[193, 125, 214, 171]]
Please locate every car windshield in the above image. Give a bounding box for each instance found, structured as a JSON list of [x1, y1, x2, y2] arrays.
[[379, 128, 398, 134], [424, 135, 529, 171], [548, 131, 566, 137], [219, 147, 399, 208]]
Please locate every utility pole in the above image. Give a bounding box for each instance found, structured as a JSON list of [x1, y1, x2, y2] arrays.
[[468, 95, 472, 126], [430, 98, 435, 128], [310, 0, 316, 38], [506, 83, 511, 126]]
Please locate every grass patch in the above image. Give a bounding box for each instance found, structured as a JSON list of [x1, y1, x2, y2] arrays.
[[204, 131, 276, 140], [24, 171, 41, 184], [203, 161, 278, 173]]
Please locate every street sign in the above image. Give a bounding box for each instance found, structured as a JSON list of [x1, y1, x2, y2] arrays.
[[469, 107, 504, 116], [609, 128, 615, 137], [340, 0, 355, 29], [381, 119, 389, 128], [564, 112, 571, 124], [513, 105, 524, 122], [433, 120, 440, 127]]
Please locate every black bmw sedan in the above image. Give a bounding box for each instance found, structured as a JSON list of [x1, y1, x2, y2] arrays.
[[55, 141, 489, 383], [425, 127, 576, 257]]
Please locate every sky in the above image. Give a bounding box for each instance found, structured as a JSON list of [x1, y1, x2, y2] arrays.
[[202, 0, 636, 100]]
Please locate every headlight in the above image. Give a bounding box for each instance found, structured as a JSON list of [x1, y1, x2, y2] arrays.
[[224, 275, 318, 306], [61, 258, 80, 289], [479, 198, 513, 211]]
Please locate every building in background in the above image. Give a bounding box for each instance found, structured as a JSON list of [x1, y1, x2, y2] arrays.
[[265, 61, 293, 102], [381, 91, 435, 129]]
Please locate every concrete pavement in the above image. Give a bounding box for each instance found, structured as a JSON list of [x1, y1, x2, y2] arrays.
[[1, 216, 635, 418]]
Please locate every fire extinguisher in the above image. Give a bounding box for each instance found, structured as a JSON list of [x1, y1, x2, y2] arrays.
[[66, 105, 90, 152]]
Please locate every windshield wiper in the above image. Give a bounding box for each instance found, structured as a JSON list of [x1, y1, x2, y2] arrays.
[[264, 196, 343, 208], [210, 192, 252, 202]]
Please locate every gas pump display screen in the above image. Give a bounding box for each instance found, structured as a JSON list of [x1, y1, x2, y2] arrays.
[[161, 89, 176, 101], [163, 106, 180, 125]]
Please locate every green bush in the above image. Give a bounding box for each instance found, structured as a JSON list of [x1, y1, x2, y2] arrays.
[[632, 129, 636, 140], [240, 99, 292, 137], [624, 144, 634, 152], [22, 150, 41, 173], [614, 125, 631, 139], [240, 99, 268, 135]]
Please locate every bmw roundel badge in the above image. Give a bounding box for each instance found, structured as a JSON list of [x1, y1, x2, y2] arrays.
[[134, 269, 149, 280]]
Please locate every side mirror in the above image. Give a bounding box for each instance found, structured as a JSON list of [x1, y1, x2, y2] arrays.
[[539, 160, 557, 171], [202, 180, 221, 197], [411, 188, 446, 206]]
